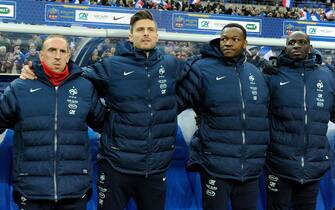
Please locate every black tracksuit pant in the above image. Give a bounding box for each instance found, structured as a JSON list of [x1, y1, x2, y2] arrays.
[[97, 160, 167, 210], [200, 171, 259, 210], [14, 192, 88, 210], [266, 173, 320, 210]]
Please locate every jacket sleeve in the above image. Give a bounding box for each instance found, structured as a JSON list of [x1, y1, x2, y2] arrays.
[[82, 58, 112, 97], [0, 84, 18, 129], [87, 87, 106, 133], [176, 57, 203, 113]]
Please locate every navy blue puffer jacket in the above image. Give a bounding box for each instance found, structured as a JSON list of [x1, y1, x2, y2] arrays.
[[0, 61, 105, 200], [84, 41, 187, 176], [178, 38, 270, 181], [266, 51, 335, 183]]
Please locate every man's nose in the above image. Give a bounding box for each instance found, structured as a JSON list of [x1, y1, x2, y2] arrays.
[[55, 51, 61, 59], [224, 40, 233, 46]]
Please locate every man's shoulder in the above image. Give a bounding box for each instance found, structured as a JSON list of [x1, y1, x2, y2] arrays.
[[190, 55, 215, 67], [244, 61, 260, 71]]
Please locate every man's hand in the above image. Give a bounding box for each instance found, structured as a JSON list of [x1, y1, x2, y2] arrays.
[[262, 57, 279, 75], [194, 113, 201, 127], [20, 61, 37, 80]]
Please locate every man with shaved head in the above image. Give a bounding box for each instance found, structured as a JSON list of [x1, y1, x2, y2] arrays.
[[265, 31, 335, 210]]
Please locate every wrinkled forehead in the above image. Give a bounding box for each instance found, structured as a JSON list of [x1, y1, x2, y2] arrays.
[[133, 19, 157, 30], [221, 27, 244, 39], [43, 37, 69, 51], [287, 32, 309, 43]]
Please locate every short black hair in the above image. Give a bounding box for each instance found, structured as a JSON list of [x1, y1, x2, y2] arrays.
[[221, 23, 247, 40], [130, 10, 156, 33]]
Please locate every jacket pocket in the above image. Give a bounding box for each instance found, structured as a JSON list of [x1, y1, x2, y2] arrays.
[[104, 110, 120, 151]]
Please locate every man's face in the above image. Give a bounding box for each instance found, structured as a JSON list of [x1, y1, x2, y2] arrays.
[[220, 27, 247, 58], [129, 19, 158, 51], [39, 37, 70, 73], [285, 32, 311, 61]]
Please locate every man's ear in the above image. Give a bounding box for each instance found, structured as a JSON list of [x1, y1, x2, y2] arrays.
[[39, 51, 44, 61], [128, 33, 133, 42], [66, 51, 71, 63]]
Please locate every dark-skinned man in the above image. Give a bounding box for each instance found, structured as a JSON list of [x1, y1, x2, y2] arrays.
[[178, 23, 270, 210], [265, 31, 335, 210]]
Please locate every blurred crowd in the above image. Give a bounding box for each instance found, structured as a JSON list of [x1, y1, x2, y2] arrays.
[[38, 0, 335, 21], [0, 32, 334, 74], [0, 33, 79, 74]]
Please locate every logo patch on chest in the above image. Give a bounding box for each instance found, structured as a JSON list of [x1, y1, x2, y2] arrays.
[[67, 86, 79, 115], [158, 65, 167, 95]]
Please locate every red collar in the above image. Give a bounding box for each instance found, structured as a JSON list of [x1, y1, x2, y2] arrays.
[[41, 61, 69, 86]]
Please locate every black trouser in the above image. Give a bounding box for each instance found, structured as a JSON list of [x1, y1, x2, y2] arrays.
[[266, 173, 320, 210], [14, 192, 88, 210], [200, 171, 259, 210], [97, 160, 167, 210]]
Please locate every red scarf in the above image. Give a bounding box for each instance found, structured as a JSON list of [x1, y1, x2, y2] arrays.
[[41, 61, 69, 86]]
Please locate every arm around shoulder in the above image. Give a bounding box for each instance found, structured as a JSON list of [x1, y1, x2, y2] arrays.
[[0, 82, 18, 129], [87, 87, 106, 133], [177, 57, 203, 111], [82, 59, 112, 97]]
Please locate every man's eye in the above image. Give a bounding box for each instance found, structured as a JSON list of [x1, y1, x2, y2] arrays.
[[288, 41, 295, 46], [298, 40, 308, 45]]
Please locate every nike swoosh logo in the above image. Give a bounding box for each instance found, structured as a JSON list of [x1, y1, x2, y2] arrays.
[[113, 16, 124, 21], [216, 76, 226, 80], [279, 81, 290, 86], [30, 88, 41, 93], [124, 71, 134, 76]]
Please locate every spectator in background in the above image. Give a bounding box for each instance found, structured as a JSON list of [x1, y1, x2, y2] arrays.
[[101, 46, 116, 57], [325, 55, 334, 65], [265, 31, 335, 210], [29, 34, 43, 51], [0, 34, 105, 210], [91, 48, 100, 64], [0, 46, 10, 73], [0, 33, 11, 51], [24, 43, 39, 65], [11, 45, 25, 74]]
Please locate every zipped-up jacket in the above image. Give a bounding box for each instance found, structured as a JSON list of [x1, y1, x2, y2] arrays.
[[178, 38, 270, 181], [265, 52, 335, 183], [0, 61, 105, 200], [84, 41, 187, 176]]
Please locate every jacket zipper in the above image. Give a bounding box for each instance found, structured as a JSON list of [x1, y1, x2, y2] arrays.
[[145, 59, 151, 178], [301, 72, 307, 184], [236, 66, 246, 181], [53, 86, 59, 201]]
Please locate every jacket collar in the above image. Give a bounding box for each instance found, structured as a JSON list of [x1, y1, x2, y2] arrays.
[[278, 51, 316, 69], [200, 38, 247, 66], [34, 60, 83, 86], [114, 41, 163, 64]]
